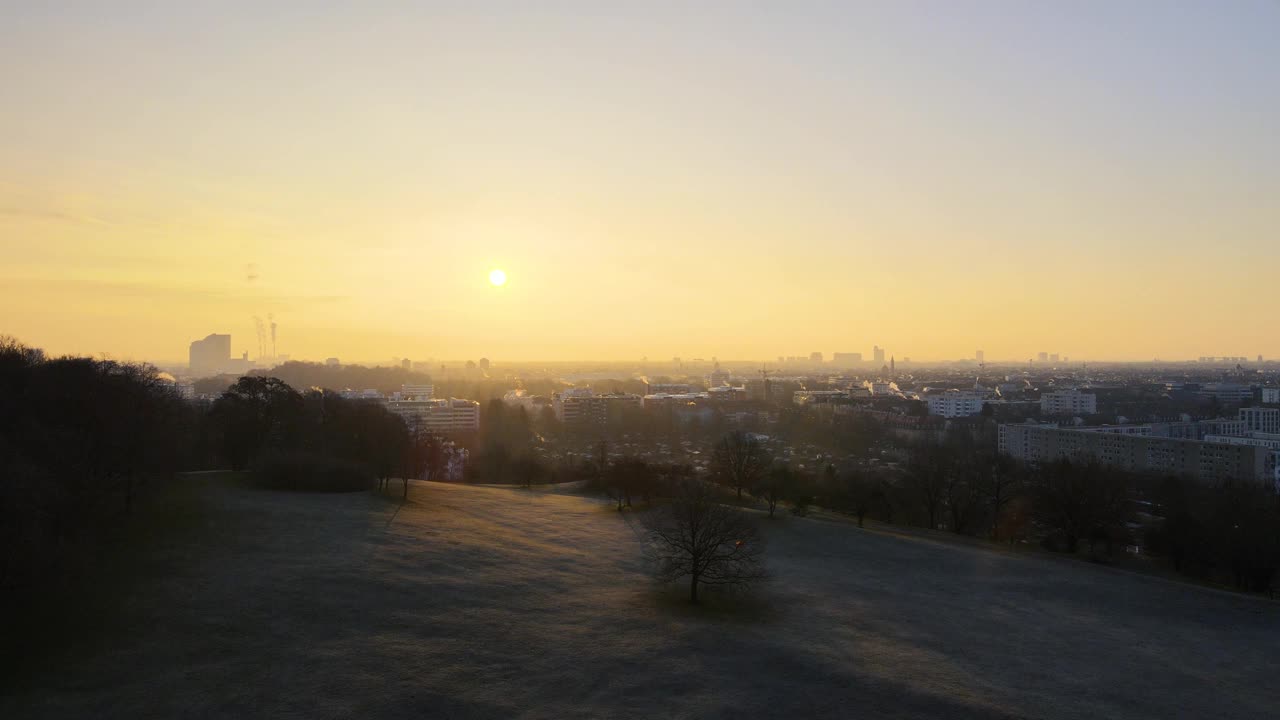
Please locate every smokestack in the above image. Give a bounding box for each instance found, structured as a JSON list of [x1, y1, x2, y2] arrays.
[[253, 316, 266, 360], [269, 313, 277, 359]]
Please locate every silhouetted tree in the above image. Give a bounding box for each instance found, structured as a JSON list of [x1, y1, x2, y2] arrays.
[[644, 479, 767, 603], [513, 455, 546, 490], [1031, 459, 1133, 555], [0, 338, 195, 591], [842, 467, 882, 528], [752, 464, 790, 518], [905, 441, 948, 529], [712, 430, 771, 502], [983, 455, 1022, 540], [211, 376, 304, 470]]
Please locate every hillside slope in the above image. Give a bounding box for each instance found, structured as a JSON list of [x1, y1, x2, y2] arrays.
[[6, 479, 1278, 719]]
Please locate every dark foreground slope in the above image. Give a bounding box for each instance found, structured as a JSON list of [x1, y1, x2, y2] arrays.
[[5, 478, 1278, 719]]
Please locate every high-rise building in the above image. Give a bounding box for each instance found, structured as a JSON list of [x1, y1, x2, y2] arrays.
[[809, 352, 823, 364], [1037, 352, 1049, 363], [1050, 353, 1060, 363], [832, 352, 863, 364], [189, 333, 231, 376], [873, 346, 885, 365]]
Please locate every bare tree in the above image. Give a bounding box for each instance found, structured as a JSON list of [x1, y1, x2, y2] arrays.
[[712, 430, 771, 502], [513, 454, 546, 490], [905, 442, 948, 529], [607, 457, 657, 508], [1032, 459, 1132, 555], [945, 461, 983, 535], [842, 467, 882, 528], [982, 455, 1022, 540], [752, 463, 790, 517], [645, 479, 767, 603]]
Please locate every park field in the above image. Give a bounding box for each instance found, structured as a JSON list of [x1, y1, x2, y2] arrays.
[[5, 477, 1278, 719]]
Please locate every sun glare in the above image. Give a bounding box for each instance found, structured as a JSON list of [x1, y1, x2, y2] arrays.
[[489, 268, 507, 286]]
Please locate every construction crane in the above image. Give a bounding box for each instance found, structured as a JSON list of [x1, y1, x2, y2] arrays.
[[759, 365, 774, 403]]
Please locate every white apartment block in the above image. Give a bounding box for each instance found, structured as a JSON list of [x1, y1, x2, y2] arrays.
[[926, 390, 986, 418], [384, 398, 480, 433], [999, 423, 1272, 484], [1040, 389, 1097, 416]]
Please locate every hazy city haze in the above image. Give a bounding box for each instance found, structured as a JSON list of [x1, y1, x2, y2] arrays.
[[2, 1, 1277, 362]]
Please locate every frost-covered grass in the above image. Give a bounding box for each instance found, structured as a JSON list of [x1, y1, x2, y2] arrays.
[[6, 478, 1279, 719]]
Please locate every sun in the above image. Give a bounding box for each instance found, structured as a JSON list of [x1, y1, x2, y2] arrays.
[[488, 268, 507, 286]]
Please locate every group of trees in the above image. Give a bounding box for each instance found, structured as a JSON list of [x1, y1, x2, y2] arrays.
[[1, 338, 195, 591], [1, 338, 467, 599], [209, 376, 448, 497], [1147, 476, 1280, 591], [468, 399, 551, 487]]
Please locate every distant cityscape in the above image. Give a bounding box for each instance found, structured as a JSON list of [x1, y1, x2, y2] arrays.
[[171, 330, 1280, 491]]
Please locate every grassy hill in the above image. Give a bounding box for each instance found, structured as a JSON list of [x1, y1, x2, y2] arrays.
[[5, 477, 1278, 719]]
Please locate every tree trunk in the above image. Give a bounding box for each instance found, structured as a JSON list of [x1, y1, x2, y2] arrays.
[[690, 574, 699, 604], [403, 477, 409, 499]]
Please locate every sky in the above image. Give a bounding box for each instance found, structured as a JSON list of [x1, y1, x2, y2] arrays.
[[2, 1, 1277, 364]]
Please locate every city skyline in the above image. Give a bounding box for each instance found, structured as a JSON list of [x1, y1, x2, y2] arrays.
[[3, 2, 1278, 363], [172, 326, 1269, 371]]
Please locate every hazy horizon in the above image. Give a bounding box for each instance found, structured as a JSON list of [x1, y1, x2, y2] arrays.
[[3, 2, 1277, 363]]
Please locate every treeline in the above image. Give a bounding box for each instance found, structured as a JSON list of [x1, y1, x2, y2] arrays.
[[819, 426, 1279, 593], [574, 425, 1280, 595], [0, 339, 456, 594], [209, 376, 455, 496], [0, 338, 195, 591], [194, 360, 438, 396]]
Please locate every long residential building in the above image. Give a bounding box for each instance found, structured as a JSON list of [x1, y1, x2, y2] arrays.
[[553, 389, 642, 425], [1263, 388, 1280, 405], [384, 398, 480, 433], [998, 422, 1273, 484]]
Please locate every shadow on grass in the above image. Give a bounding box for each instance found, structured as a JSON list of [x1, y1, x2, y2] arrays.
[[646, 581, 783, 624], [2, 473, 215, 691]]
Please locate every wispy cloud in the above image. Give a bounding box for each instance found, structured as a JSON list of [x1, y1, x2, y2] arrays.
[[5, 276, 348, 309]]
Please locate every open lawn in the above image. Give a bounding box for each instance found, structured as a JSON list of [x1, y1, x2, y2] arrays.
[[5, 478, 1278, 719]]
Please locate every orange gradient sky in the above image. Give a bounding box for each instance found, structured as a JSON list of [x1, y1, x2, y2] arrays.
[[2, 2, 1277, 364]]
